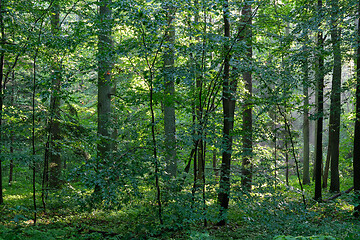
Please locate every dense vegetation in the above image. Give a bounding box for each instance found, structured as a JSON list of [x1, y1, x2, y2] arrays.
[[1, 0, 360, 239]]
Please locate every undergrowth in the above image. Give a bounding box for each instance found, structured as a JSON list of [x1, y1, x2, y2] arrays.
[[1, 175, 359, 240]]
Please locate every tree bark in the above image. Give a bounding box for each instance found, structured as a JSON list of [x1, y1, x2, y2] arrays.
[[323, 146, 331, 188], [329, 0, 341, 193], [302, 34, 310, 185], [241, 3, 253, 191], [285, 140, 289, 186], [314, 0, 324, 202], [32, 48, 39, 225], [9, 77, 14, 186], [96, 0, 113, 194], [218, 0, 232, 226], [97, 1, 113, 157], [193, 0, 205, 184], [273, 111, 277, 187], [163, 4, 177, 178]]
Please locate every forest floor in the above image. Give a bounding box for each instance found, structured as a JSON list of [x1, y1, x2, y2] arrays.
[[0, 176, 360, 240]]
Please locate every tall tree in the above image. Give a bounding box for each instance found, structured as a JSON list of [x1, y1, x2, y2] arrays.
[[48, 2, 62, 189], [96, 0, 113, 192], [314, 0, 324, 201], [241, 2, 253, 191], [192, 0, 205, 185], [328, 0, 341, 193], [302, 33, 310, 185], [97, 0, 113, 158], [353, 0, 360, 217], [163, 2, 177, 178], [218, 0, 232, 226]]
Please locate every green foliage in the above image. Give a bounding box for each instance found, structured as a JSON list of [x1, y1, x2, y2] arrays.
[[1, 0, 360, 239], [273, 236, 336, 240]]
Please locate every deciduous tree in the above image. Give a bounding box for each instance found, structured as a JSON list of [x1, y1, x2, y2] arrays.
[[96, 0, 113, 194], [48, 2, 62, 189], [163, 2, 177, 178], [314, 0, 324, 202], [241, 2, 253, 191], [328, 0, 341, 193], [218, 0, 232, 225]]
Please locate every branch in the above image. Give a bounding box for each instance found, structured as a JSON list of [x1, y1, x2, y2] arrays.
[[324, 186, 354, 202]]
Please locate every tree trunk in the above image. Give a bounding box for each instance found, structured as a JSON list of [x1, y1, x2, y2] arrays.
[[353, 0, 360, 217], [193, 0, 205, 184], [285, 140, 289, 186], [217, 0, 232, 226], [97, 0, 113, 156], [302, 35, 310, 185], [323, 146, 331, 188], [9, 79, 14, 186], [32, 48, 39, 225], [329, 0, 341, 193], [273, 110, 277, 187], [314, 0, 324, 202], [312, 112, 317, 182], [163, 4, 177, 178], [48, 3, 62, 189], [96, 0, 113, 194], [241, 3, 253, 191]]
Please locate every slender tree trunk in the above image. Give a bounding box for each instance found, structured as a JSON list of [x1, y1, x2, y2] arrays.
[[196, 126, 205, 182], [353, 0, 360, 217], [285, 140, 289, 186], [217, 0, 232, 226], [42, 137, 50, 212], [241, 3, 253, 191], [9, 80, 14, 186], [302, 35, 310, 185], [163, 4, 177, 178], [150, 73, 163, 224], [96, 0, 113, 194], [193, 0, 205, 184], [315, 0, 324, 201], [313, 112, 317, 182], [188, 13, 197, 187], [98, 0, 112, 156], [48, 3, 62, 189], [32, 48, 39, 225], [329, 0, 341, 193], [274, 111, 277, 188]]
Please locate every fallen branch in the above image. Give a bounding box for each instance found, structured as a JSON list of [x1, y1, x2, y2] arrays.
[[324, 186, 354, 202]]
